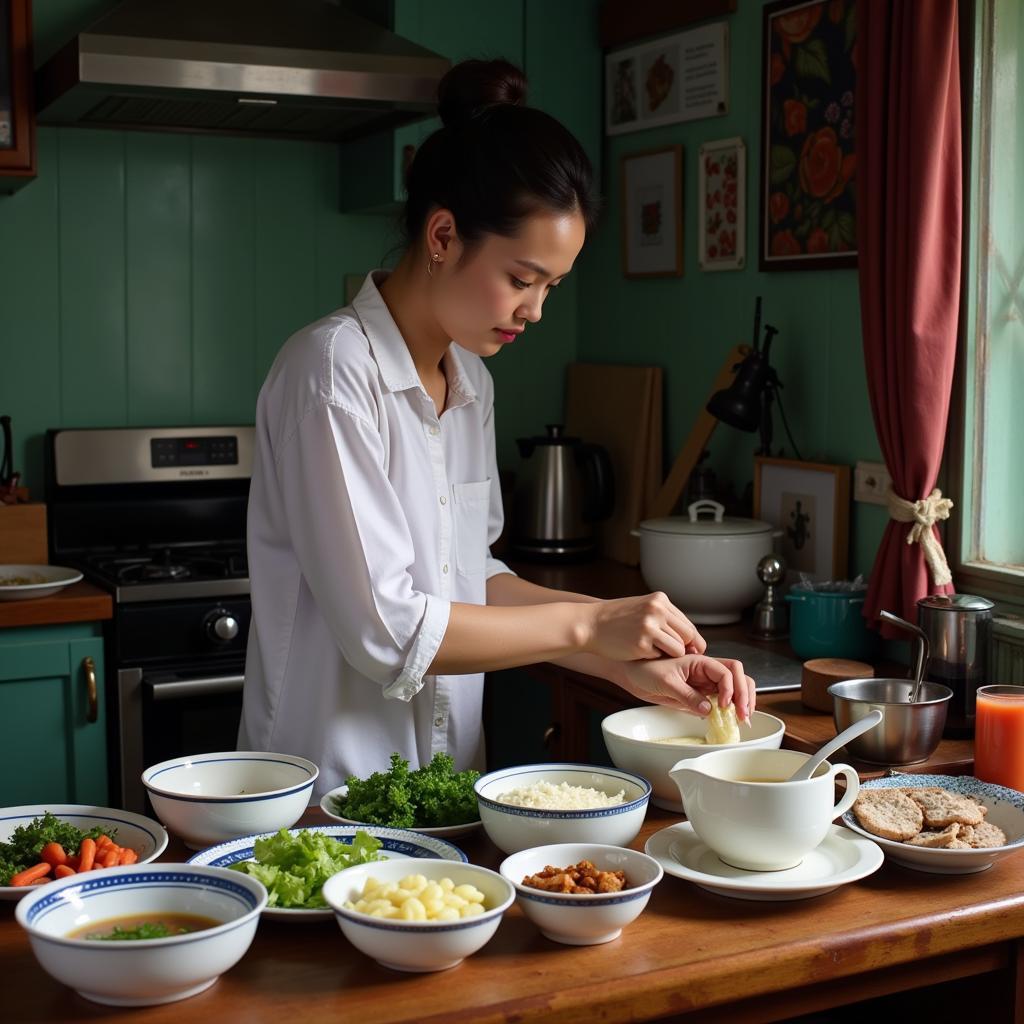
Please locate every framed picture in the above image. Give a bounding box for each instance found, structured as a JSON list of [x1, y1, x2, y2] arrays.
[[0, 0, 35, 191], [759, 0, 857, 271], [753, 456, 851, 581], [621, 145, 683, 278], [698, 137, 745, 271], [605, 22, 729, 136]]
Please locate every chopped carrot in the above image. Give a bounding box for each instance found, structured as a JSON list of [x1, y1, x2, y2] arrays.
[[10, 862, 52, 886], [78, 837, 97, 872], [100, 848, 119, 868], [40, 843, 67, 867], [29, 877, 50, 885], [119, 848, 138, 865], [54, 864, 76, 879], [95, 834, 113, 850]]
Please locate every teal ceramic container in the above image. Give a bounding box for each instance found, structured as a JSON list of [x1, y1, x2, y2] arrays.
[[785, 589, 878, 661]]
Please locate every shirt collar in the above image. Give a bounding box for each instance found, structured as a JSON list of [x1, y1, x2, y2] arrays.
[[352, 270, 478, 409]]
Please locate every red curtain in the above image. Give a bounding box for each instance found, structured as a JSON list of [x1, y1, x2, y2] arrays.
[[856, 0, 961, 632]]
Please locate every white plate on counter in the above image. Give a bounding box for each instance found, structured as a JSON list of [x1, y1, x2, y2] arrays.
[[319, 784, 483, 839], [645, 822, 883, 901], [187, 824, 468, 921], [0, 565, 83, 601], [0, 804, 168, 900], [840, 773, 1024, 875]]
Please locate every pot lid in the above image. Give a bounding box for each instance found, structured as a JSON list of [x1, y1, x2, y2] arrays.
[[917, 594, 994, 612], [638, 499, 774, 537]]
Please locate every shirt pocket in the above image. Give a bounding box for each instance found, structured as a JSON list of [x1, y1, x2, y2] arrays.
[[452, 479, 492, 577]]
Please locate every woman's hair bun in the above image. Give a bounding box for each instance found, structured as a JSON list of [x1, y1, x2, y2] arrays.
[[437, 58, 527, 128]]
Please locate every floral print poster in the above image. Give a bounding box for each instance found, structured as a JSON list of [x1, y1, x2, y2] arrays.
[[699, 137, 745, 271], [760, 0, 857, 270]]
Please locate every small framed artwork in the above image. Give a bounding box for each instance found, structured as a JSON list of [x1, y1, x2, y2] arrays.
[[759, 0, 857, 271], [753, 456, 851, 581], [621, 145, 683, 278], [698, 137, 745, 271], [605, 22, 729, 136]]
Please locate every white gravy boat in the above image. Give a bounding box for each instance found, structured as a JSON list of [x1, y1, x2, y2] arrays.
[[669, 748, 860, 871]]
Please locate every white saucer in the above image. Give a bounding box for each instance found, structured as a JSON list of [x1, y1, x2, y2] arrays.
[[645, 822, 883, 901]]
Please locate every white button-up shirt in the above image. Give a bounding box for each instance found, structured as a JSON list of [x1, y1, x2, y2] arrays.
[[238, 271, 511, 796]]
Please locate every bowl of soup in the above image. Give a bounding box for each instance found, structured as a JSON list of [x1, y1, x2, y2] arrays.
[[601, 706, 786, 811], [15, 864, 268, 1006]]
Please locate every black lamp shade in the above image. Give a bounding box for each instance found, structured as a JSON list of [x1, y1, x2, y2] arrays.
[[706, 352, 770, 432]]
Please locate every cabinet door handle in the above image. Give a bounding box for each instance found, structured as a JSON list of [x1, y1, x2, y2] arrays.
[[542, 723, 560, 748], [83, 656, 98, 723]]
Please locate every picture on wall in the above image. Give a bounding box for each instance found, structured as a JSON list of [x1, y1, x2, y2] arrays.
[[698, 137, 745, 271], [620, 145, 683, 278], [605, 22, 729, 136], [759, 0, 857, 271], [753, 456, 851, 581]]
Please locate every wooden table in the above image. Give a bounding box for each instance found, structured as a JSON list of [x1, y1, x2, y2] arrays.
[[4, 803, 1023, 1024]]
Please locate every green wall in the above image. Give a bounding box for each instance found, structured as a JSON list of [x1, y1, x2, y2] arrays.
[[577, 0, 884, 577], [1, 0, 882, 576]]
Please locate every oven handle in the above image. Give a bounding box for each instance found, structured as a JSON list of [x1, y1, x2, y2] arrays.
[[145, 674, 245, 701]]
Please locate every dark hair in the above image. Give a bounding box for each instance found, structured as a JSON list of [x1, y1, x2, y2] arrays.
[[402, 59, 599, 253]]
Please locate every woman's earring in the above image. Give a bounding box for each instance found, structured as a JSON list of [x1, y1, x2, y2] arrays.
[[427, 252, 442, 278]]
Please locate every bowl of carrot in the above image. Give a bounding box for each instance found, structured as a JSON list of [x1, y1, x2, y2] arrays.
[[0, 805, 169, 899]]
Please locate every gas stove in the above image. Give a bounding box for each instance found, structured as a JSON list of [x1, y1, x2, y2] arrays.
[[45, 425, 255, 811]]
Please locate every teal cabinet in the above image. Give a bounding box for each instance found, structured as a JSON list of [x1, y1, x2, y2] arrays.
[[0, 623, 109, 806]]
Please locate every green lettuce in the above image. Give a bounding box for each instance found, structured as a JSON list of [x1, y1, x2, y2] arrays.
[[230, 828, 383, 909]]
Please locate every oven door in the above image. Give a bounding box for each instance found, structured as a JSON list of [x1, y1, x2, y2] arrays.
[[116, 666, 244, 813]]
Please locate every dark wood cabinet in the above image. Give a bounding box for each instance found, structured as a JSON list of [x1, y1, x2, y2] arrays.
[[0, 0, 35, 192]]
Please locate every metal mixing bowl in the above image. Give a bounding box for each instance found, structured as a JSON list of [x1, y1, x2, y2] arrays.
[[828, 678, 953, 765]]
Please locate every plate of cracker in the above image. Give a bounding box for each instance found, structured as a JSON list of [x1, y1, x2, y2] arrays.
[[841, 773, 1024, 874]]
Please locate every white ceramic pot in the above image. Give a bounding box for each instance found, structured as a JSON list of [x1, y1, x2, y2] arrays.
[[632, 500, 776, 624]]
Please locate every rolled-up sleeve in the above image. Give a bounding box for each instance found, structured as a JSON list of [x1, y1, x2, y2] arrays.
[[276, 403, 450, 701]]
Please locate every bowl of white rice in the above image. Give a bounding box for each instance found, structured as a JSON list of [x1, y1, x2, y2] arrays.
[[473, 764, 651, 854]]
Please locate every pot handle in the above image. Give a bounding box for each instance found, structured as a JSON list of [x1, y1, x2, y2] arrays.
[[688, 499, 725, 523]]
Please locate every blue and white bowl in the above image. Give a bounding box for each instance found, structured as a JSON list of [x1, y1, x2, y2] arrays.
[[15, 864, 267, 1006], [840, 772, 1024, 874], [499, 842, 663, 945], [142, 751, 318, 849], [322, 858, 514, 972], [474, 763, 651, 854], [188, 824, 467, 921], [0, 804, 169, 901]]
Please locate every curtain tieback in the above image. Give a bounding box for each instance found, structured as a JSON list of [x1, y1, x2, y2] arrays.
[[886, 488, 954, 586]]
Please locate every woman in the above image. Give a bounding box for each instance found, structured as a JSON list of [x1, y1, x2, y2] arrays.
[[239, 59, 754, 794]]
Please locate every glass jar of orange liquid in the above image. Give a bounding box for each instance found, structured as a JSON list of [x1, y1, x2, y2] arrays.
[[974, 685, 1024, 792]]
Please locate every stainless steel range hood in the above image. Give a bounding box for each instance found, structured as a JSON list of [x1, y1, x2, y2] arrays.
[[35, 0, 450, 142]]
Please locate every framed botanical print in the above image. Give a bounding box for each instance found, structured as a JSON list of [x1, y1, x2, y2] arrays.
[[759, 0, 857, 271], [621, 146, 683, 278], [698, 137, 745, 271]]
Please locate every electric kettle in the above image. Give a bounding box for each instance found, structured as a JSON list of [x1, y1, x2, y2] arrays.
[[511, 424, 614, 559]]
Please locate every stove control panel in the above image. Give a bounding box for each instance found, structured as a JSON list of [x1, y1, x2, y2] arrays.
[[151, 436, 238, 468]]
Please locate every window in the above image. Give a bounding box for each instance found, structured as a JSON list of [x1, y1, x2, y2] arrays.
[[954, 0, 1024, 607]]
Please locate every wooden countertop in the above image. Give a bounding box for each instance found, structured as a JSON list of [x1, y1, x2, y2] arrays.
[[3, 803, 1022, 1024], [0, 581, 112, 629]]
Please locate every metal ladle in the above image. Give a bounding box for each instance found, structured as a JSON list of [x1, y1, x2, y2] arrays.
[[879, 609, 930, 703]]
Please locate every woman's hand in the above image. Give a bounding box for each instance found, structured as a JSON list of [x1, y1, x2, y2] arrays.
[[580, 592, 706, 662], [616, 655, 756, 721]]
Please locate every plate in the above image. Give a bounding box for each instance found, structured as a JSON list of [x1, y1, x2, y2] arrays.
[[187, 824, 468, 921], [0, 565, 83, 601], [645, 822, 883, 901], [0, 804, 169, 900], [840, 772, 1024, 874], [320, 784, 483, 839]]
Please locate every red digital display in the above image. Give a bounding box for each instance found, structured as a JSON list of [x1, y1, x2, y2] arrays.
[[184, 441, 201, 450]]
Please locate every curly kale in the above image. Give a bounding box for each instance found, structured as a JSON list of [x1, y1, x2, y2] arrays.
[[331, 752, 480, 828]]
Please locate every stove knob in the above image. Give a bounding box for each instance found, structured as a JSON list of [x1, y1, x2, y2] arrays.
[[206, 611, 239, 644]]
